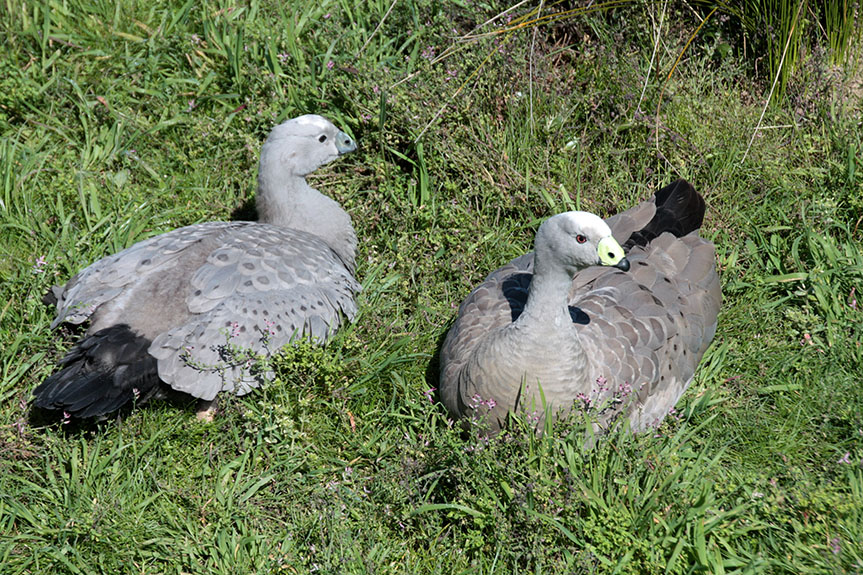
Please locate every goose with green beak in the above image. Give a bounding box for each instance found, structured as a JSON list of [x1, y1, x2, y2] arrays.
[[439, 180, 721, 435]]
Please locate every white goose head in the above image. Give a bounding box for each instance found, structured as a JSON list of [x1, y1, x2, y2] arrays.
[[259, 114, 357, 179], [534, 211, 630, 276]]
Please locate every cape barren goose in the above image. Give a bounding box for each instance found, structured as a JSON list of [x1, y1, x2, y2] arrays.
[[35, 115, 359, 420], [439, 180, 720, 434]]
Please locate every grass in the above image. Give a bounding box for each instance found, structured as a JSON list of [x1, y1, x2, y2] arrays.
[[1, 0, 862, 572]]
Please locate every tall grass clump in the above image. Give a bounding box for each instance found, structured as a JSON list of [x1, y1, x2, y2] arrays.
[[823, 0, 861, 66], [718, 0, 861, 94]]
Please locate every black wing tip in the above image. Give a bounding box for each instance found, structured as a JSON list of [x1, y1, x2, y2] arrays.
[[654, 178, 705, 231], [32, 370, 138, 419], [624, 179, 706, 249], [33, 324, 159, 420]]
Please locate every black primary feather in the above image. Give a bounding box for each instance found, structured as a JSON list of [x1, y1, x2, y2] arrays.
[[33, 324, 162, 418], [623, 179, 705, 249]]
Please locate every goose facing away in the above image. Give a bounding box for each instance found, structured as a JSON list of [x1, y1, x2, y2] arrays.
[[34, 114, 360, 419], [439, 180, 721, 434]]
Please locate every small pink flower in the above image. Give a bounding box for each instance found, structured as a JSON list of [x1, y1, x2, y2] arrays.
[[423, 387, 436, 403], [326, 60, 334, 70], [31, 255, 47, 274], [838, 452, 852, 464]]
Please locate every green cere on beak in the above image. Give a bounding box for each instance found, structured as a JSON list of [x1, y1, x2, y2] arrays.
[[598, 236, 630, 271]]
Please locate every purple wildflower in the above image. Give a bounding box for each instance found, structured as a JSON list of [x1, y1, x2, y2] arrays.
[[576, 392, 591, 408], [31, 255, 47, 274]]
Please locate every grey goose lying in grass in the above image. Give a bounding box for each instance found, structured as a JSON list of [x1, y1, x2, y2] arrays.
[[439, 180, 720, 434], [34, 115, 359, 420]]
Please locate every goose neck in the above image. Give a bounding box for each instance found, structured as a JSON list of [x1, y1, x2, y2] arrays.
[[256, 176, 312, 227], [520, 262, 574, 326], [257, 177, 357, 272]]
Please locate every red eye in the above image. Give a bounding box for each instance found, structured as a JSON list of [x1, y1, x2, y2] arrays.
[[575, 234, 587, 244]]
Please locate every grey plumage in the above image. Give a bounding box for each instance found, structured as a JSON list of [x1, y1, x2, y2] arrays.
[[35, 114, 359, 417], [439, 180, 721, 434]]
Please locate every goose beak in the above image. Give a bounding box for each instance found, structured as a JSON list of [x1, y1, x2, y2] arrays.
[[598, 236, 630, 272], [335, 130, 357, 155]]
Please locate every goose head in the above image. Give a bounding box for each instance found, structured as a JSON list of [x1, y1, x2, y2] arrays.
[[259, 114, 357, 179], [534, 211, 630, 277]]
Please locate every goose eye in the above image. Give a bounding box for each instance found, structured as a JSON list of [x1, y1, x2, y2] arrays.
[[318, 135, 328, 143], [575, 234, 587, 244]]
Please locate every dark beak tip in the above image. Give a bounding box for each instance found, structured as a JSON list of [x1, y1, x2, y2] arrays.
[[615, 257, 631, 272]]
